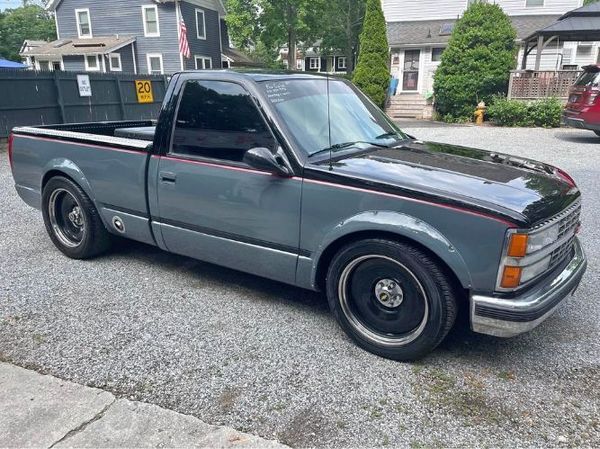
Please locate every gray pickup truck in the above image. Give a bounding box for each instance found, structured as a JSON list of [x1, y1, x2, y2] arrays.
[[9, 70, 587, 360]]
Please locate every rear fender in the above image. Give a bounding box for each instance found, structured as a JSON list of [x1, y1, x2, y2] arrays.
[[41, 158, 97, 204]]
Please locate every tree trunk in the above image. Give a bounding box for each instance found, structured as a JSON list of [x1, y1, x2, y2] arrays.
[[288, 29, 297, 70], [345, 1, 354, 74]]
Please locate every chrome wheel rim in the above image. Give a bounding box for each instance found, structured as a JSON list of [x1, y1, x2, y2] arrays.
[[338, 255, 429, 347], [48, 188, 85, 248]]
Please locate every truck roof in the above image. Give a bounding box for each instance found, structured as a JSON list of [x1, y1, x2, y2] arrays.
[[173, 69, 336, 83]]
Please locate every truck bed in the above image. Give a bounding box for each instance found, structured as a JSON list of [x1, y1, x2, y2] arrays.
[[10, 120, 157, 247]]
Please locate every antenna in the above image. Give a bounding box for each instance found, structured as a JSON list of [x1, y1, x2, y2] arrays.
[[326, 72, 333, 171]]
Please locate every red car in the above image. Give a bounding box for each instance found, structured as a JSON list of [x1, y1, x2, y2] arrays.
[[563, 65, 600, 136]]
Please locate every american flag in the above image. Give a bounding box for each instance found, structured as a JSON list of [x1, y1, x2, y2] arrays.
[[179, 16, 191, 59]]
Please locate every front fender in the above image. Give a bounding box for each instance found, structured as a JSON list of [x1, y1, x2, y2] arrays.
[[42, 158, 97, 204], [310, 210, 472, 289]]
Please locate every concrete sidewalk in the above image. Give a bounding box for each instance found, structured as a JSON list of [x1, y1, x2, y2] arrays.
[[0, 362, 287, 448]]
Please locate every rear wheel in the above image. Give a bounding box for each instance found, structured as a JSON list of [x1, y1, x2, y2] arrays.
[[42, 176, 111, 259], [326, 239, 457, 361]]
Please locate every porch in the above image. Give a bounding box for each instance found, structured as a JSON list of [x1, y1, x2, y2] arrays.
[[508, 70, 581, 100]]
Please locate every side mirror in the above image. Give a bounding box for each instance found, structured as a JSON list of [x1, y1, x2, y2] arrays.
[[243, 147, 291, 177]]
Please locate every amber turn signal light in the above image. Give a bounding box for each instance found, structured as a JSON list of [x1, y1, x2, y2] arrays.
[[507, 234, 528, 258], [501, 266, 522, 289]]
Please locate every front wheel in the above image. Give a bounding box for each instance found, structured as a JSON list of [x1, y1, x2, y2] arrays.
[[326, 239, 457, 361], [42, 176, 112, 259]]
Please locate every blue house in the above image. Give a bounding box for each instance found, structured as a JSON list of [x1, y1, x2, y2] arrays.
[[20, 0, 249, 74]]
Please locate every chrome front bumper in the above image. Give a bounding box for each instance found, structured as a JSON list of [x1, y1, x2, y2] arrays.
[[471, 238, 587, 338]]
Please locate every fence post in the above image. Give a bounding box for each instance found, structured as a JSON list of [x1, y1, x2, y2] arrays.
[[53, 71, 65, 123], [115, 77, 126, 120]]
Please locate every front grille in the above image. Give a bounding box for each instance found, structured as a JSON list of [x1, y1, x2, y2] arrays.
[[547, 201, 581, 271], [550, 236, 575, 270]]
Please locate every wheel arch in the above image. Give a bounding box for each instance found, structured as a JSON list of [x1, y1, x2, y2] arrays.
[[311, 211, 472, 294], [41, 159, 96, 204]]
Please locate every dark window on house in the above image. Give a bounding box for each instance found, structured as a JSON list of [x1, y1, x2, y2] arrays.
[[439, 23, 454, 36], [431, 48, 444, 62], [195, 9, 206, 39], [76, 9, 92, 38], [171, 80, 275, 162]]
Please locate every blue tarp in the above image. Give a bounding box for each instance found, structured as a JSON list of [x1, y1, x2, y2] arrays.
[[0, 59, 27, 69]]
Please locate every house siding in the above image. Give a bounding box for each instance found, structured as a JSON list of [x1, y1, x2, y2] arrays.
[[383, 0, 584, 22], [54, 0, 204, 73], [180, 2, 222, 69]]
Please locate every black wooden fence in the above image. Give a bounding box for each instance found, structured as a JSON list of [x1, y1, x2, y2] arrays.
[[0, 70, 169, 137]]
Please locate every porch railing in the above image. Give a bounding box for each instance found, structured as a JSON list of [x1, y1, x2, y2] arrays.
[[508, 70, 581, 101]]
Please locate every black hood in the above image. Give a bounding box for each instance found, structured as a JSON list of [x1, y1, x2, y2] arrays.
[[307, 140, 580, 227]]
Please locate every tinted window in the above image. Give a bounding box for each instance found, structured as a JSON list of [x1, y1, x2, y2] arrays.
[[172, 80, 275, 162], [575, 71, 600, 88]]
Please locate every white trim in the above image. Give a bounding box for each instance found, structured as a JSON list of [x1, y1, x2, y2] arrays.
[[309, 57, 320, 70], [146, 53, 164, 74], [132, 45, 138, 74], [195, 8, 207, 40], [109, 53, 122, 71], [218, 13, 223, 66], [54, 13, 60, 39], [337, 56, 347, 70], [75, 8, 92, 39], [194, 55, 212, 69], [84, 54, 100, 71], [142, 5, 161, 38]]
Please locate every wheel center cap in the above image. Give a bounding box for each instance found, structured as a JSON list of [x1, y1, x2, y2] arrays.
[[68, 207, 83, 227], [374, 279, 404, 308]]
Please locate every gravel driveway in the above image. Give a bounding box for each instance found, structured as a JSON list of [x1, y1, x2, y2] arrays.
[[1, 126, 598, 448]]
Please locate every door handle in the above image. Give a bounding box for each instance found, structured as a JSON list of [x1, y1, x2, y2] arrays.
[[159, 171, 177, 183]]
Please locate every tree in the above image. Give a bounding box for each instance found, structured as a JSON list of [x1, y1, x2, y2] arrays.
[[352, 0, 389, 107], [226, 0, 322, 69], [433, 2, 517, 121], [583, 0, 599, 5], [319, 0, 366, 74], [0, 5, 56, 61], [259, 0, 321, 69]]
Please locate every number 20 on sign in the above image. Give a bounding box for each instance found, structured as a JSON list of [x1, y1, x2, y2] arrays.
[[135, 80, 154, 103]]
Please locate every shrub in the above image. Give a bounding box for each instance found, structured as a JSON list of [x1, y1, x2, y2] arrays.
[[352, 0, 390, 107], [433, 2, 517, 120], [487, 96, 562, 128]]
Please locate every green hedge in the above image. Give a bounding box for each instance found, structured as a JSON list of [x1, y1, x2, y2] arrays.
[[487, 97, 562, 128]]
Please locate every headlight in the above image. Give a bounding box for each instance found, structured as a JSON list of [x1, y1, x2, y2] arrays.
[[527, 223, 560, 253], [498, 225, 573, 291]]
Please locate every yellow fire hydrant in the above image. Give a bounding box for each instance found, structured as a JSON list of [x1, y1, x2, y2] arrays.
[[474, 101, 486, 125]]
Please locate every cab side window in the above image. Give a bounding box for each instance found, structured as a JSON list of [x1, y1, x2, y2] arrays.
[[171, 80, 275, 162]]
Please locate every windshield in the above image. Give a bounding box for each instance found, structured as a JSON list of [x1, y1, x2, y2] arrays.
[[257, 78, 408, 156], [575, 70, 600, 88]]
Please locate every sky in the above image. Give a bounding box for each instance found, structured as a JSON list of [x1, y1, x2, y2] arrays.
[[0, 0, 42, 11]]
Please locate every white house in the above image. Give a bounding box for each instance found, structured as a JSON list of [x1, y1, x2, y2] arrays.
[[383, 0, 595, 117]]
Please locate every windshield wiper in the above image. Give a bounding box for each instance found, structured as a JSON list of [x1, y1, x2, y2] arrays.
[[375, 131, 409, 140], [310, 140, 389, 158]]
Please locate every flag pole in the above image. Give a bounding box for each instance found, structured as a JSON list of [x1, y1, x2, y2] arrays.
[[176, 0, 185, 71]]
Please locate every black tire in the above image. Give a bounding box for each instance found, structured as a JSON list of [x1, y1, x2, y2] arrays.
[[42, 176, 112, 259], [326, 239, 457, 361]]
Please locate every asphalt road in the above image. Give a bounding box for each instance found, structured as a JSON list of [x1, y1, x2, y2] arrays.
[[1, 125, 599, 448]]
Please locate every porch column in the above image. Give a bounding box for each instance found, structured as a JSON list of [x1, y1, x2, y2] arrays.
[[534, 35, 544, 71]]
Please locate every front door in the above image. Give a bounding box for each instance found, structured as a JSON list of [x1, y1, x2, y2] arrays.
[[402, 50, 420, 91], [155, 79, 302, 285]]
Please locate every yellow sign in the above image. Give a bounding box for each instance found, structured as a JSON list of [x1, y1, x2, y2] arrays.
[[135, 80, 154, 103]]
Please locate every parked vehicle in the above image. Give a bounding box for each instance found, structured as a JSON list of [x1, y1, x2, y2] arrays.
[[563, 64, 600, 136], [9, 71, 587, 360]]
